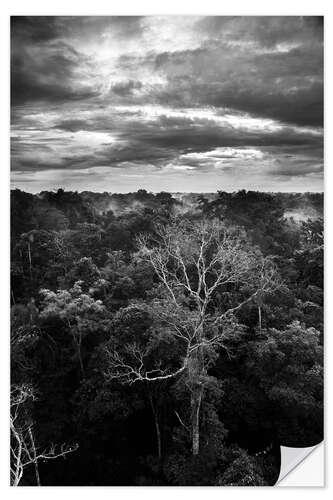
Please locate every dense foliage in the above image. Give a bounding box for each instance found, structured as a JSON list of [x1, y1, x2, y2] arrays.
[[10, 188, 323, 486]]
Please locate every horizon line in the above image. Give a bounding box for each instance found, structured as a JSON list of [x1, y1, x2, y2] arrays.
[[10, 187, 324, 196]]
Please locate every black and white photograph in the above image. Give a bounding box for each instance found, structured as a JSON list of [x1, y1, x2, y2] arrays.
[[10, 15, 323, 486]]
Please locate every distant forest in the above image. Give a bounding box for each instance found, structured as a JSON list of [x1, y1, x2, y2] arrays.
[[11, 189, 323, 486]]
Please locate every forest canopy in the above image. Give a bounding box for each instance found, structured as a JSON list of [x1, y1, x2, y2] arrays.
[[10, 188, 323, 486]]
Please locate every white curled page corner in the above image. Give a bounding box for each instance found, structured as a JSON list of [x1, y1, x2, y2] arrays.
[[277, 442, 324, 486]]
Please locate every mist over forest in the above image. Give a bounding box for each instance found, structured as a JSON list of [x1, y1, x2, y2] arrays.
[[11, 188, 323, 486]]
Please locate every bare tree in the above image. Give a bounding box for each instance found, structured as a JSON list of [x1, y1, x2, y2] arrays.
[[10, 384, 78, 486], [105, 219, 280, 455]]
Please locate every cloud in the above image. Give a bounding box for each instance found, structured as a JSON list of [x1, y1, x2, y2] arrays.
[[110, 80, 143, 97], [11, 104, 323, 183], [11, 18, 98, 105], [11, 16, 60, 43], [149, 42, 323, 126], [10, 16, 323, 192], [195, 16, 323, 49]]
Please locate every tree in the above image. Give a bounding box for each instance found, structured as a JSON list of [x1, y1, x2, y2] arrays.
[[216, 447, 265, 486], [199, 191, 293, 256], [245, 321, 323, 446], [65, 257, 101, 292], [39, 283, 106, 379], [104, 219, 280, 455], [11, 384, 78, 486], [295, 218, 323, 289]]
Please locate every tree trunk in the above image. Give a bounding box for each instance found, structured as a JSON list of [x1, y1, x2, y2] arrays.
[[154, 413, 162, 460], [191, 383, 203, 455], [77, 344, 85, 379], [28, 426, 41, 486], [11, 424, 23, 486], [147, 390, 162, 459], [258, 305, 262, 333], [190, 321, 205, 456], [69, 323, 85, 379], [33, 459, 41, 486], [27, 242, 33, 286]]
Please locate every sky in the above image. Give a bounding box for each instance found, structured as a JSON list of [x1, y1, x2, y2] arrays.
[[11, 16, 323, 193]]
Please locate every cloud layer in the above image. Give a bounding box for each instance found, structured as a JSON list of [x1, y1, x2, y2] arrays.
[[11, 16, 323, 193]]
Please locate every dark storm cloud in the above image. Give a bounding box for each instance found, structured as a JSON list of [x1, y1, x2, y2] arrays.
[[195, 16, 323, 48], [148, 41, 323, 127], [186, 79, 323, 127], [11, 107, 322, 176], [52, 119, 90, 132], [11, 50, 98, 105], [10, 15, 145, 45], [10, 16, 149, 107], [53, 111, 323, 150], [11, 17, 98, 106], [59, 16, 146, 41], [11, 41, 97, 106], [108, 16, 323, 127], [111, 80, 143, 97], [11, 15, 323, 121], [11, 16, 60, 43], [135, 122, 321, 154], [11, 16, 324, 192]]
